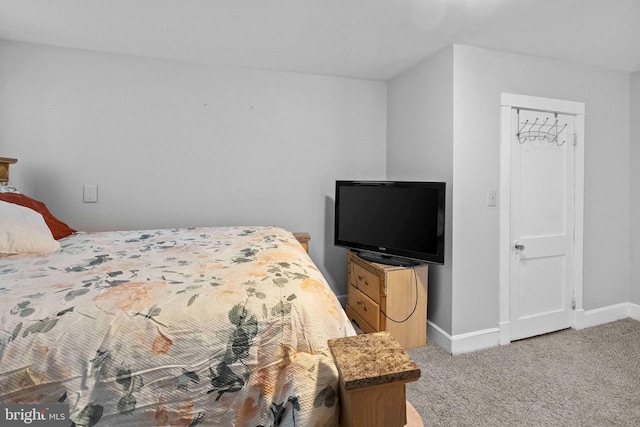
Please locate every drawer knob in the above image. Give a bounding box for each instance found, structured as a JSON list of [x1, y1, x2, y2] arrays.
[[357, 300, 368, 311], [357, 275, 369, 286]]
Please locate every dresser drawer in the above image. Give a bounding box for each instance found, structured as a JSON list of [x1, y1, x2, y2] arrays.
[[346, 305, 377, 334], [350, 262, 381, 303], [347, 285, 380, 330]]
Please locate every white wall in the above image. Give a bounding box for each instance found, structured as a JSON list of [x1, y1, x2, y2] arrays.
[[452, 45, 631, 335], [631, 71, 640, 305], [387, 47, 454, 334], [0, 40, 387, 297]]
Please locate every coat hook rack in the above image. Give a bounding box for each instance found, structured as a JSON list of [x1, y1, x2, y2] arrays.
[[516, 109, 567, 146]]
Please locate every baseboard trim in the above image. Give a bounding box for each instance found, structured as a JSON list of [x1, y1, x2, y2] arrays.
[[451, 327, 500, 355], [428, 320, 500, 355], [582, 302, 633, 328], [426, 320, 452, 354], [630, 303, 640, 320], [426, 302, 640, 355]]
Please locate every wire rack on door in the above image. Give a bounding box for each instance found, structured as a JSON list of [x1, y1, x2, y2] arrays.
[[516, 109, 568, 146]]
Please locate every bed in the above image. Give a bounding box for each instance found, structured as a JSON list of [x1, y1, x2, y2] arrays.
[[0, 179, 355, 426]]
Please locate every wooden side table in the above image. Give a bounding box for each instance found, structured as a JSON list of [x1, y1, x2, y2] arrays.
[[328, 331, 422, 427]]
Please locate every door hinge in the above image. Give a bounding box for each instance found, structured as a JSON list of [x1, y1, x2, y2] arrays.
[[573, 133, 578, 146], [572, 297, 576, 310]]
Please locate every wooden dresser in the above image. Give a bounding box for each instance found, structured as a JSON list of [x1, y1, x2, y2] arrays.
[[345, 251, 428, 349]]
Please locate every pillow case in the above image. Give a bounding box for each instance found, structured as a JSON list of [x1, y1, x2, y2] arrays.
[[0, 193, 75, 240], [0, 201, 61, 255], [0, 185, 19, 193]]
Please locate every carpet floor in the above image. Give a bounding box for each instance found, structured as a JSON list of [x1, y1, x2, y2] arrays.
[[406, 318, 640, 426]]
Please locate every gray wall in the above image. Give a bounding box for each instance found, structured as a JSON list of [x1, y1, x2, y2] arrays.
[[387, 45, 632, 337], [387, 46, 454, 334], [2, 39, 636, 340], [631, 71, 640, 305], [452, 45, 630, 335], [0, 40, 387, 298]]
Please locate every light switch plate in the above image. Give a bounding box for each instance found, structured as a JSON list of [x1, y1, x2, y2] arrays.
[[83, 184, 98, 203], [487, 188, 497, 207]]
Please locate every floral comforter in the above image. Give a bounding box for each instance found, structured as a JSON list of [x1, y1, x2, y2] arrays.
[[0, 226, 354, 426]]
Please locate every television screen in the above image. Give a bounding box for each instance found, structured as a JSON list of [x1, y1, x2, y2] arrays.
[[334, 181, 445, 265]]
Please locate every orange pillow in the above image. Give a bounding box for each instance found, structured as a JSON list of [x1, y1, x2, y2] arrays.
[[0, 193, 76, 240]]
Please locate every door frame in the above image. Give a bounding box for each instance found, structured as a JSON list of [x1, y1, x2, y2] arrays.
[[499, 93, 585, 345]]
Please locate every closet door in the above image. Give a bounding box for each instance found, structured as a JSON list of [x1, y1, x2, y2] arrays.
[[509, 109, 575, 341]]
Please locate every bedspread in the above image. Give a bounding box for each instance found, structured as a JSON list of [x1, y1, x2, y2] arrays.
[[0, 226, 354, 426]]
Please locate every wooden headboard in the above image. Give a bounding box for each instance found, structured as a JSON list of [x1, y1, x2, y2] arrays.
[[0, 157, 18, 186], [293, 232, 311, 253]]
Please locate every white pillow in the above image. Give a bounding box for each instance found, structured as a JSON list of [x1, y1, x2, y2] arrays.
[[0, 185, 19, 193], [0, 200, 61, 255]]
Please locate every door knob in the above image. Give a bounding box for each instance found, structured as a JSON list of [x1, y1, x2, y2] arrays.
[[515, 243, 525, 251]]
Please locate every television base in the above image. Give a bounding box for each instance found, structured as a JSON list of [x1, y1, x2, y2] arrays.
[[355, 250, 421, 267]]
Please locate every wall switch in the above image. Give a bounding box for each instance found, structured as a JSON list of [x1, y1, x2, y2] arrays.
[[83, 184, 98, 203], [487, 188, 497, 207]]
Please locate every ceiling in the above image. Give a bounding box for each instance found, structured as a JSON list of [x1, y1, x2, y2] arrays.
[[0, 0, 638, 81]]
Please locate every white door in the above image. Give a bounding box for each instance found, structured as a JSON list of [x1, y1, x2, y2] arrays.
[[509, 108, 575, 341]]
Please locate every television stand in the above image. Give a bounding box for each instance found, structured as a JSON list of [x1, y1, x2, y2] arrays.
[[345, 251, 428, 349], [355, 250, 420, 267]]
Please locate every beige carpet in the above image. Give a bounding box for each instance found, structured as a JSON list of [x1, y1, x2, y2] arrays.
[[406, 318, 640, 426]]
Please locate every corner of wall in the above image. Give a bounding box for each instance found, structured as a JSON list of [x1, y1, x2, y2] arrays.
[[630, 71, 640, 305], [386, 45, 454, 338]]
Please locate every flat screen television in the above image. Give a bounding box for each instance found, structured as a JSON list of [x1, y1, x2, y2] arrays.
[[334, 180, 445, 266]]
